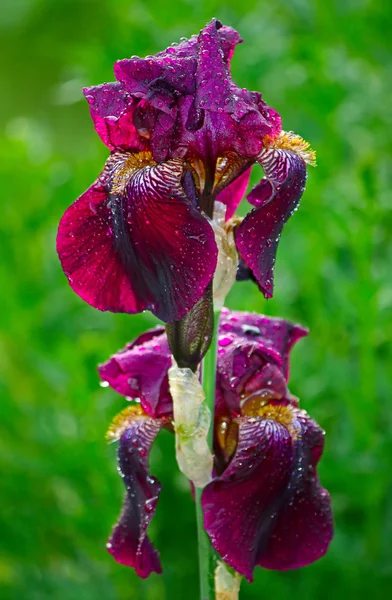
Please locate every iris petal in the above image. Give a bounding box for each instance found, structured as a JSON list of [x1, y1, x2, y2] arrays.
[[216, 168, 251, 220], [83, 82, 146, 152], [98, 328, 172, 418], [108, 417, 164, 577], [217, 309, 308, 411], [202, 411, 333, 580], [258, 412, 333, 571], [57, 157, 218, 323], [235, 149, 307, 298]]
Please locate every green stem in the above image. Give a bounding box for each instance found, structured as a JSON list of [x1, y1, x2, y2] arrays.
[[196, 310, 221, 600]]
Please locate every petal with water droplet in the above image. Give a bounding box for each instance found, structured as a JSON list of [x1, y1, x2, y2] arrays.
[[108, 416, 164, 578], [235, 146, 307, 298]]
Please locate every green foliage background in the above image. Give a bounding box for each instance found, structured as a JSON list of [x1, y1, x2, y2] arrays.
[[1, 0, 391, 598]]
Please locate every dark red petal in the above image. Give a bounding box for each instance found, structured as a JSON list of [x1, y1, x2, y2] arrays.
[[216, 168, 251, 220], [98, 331, 172, 418], [83, 83, 146, 152], [258, 412, 333, 571], [108, 418, 163, 577], [217, 310, 308, 411], [57, 159, 218, 322], [235, 150, 307, 298], [57, 182, 144, 315], [202, 411, 333, 580], [218, 308, 308, 381], [203, 417, 293, 580]]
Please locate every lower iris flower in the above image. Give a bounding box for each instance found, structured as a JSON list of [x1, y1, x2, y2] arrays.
[[99, 309, 333, 579]]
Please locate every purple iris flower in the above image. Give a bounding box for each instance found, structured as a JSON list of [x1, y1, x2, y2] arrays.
[[99, 309, 333, 580], [57, 19, 315, 324]]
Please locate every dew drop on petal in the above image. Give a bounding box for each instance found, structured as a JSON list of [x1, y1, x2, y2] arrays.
[[219, 336, 233, 347]]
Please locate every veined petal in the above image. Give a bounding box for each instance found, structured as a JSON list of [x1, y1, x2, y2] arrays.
[[202, 409, 332, 580], [108, 416, 164, 578], [83, 82, 146, 152], [57, 155, 218, 322], [98, 328, 172, 418], [235, 136, 310, 298]]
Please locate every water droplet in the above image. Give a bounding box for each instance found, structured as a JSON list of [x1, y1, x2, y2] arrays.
[[144, 498, 156, 513], [219, 336, 233, 347], [99, 381, 109, 388]]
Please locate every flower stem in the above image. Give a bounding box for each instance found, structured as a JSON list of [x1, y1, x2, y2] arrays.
[[196, 310, 221, 600]]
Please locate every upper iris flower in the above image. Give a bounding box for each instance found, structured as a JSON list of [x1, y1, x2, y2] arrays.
[[99, 309, 333, 580], [57, 19, 315, 324]]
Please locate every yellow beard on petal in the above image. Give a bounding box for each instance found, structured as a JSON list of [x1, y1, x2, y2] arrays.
[[107, 151, 157, 194], [105, 404, 147, 442], [250, 403, 302, 441], [264, 130, 317, 166]]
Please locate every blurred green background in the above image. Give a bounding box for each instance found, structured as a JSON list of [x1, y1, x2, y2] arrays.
[[1, 0, 391, 598]]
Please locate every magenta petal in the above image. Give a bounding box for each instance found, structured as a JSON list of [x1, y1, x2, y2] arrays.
[[216, 168, 251, 220], [202, 412, 333, 580], [108, 418, 163, 577], [57, 159, 218, 322], [235, 150, 307, 298], [98, 330, 173, 418], [83, 83, 146, 152]]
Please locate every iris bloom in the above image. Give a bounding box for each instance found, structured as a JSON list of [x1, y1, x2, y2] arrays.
[[99, 309, 333, 580], [57, 19, 315, 324]]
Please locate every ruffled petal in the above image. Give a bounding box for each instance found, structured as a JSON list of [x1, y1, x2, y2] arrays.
[[108, 417, 164, 577], [235, 149, 307, 298], [202, 409, 333, 580], [57, 157, 218, 322], [217, 310, 307, 412], [98, 328, 172, 418], [83, 82, 147, 152], [219, 308, 308, 381], [195, 20, 233, 113]]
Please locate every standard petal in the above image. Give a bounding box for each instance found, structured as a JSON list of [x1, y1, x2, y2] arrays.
[[83, 82, 147, 152], [219, 308, 308, 380], [235, 149, 307, 298], [195, 20, 233, 112], [108, 417, 164, 577], [202, 410, 333, 580], [98, 328, 172, 418], [217, 309, 308, 410], [57, 157, 218, 323]]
